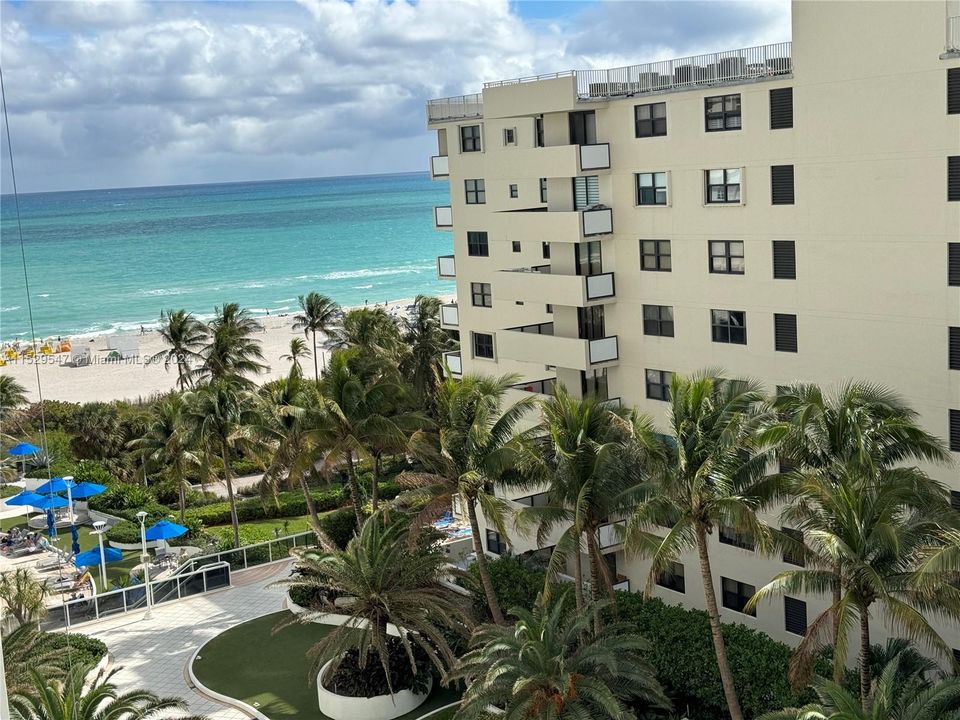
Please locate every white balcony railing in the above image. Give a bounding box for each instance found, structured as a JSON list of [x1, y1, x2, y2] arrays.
[[598, 521, 625, 550], [440, 303, 459, 327], [588, 336, 619, 364], [434, 206, 453, 229], [444, 351, 462, 377], [426, 93, 483, 122], [949, 16, 960, 52], [430, 155, 449, 177], [579, 143, 610, 171], [585, 272, 615, 301], [437, 254, 456, 279], [613, 578, 631, 592], [582, 207, 613, 236]]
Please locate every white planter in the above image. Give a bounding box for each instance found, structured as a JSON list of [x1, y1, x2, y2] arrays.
[[317, 658, 431, 720]]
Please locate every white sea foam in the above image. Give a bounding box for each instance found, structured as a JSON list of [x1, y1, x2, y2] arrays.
[[140, 288, 186, 297], [319, 264, 431, 281], [0, 306, 22, 313], [352, 284, 374, 290]]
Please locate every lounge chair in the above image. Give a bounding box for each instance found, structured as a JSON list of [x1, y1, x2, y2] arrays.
[[37, 551, 74, 571]]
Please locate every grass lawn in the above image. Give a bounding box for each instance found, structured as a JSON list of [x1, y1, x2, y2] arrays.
[[206, 515, 314, 544], [192, 611, 461, 719]]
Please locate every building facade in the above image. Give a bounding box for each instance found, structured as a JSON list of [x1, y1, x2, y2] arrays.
[[426, 0, 960, 653]]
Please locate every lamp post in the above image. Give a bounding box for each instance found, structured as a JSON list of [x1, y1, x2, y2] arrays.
[[136, 511, 153, 618], [91, 521, 108, 592]]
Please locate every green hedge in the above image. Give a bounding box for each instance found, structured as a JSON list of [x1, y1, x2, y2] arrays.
[[184, 487, 349, 526], [36, 631, 108, 667]]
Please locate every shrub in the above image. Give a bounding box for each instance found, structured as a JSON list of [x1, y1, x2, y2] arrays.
[[231, 458, 262, 476], [73, 460, 115, 486], [323, 635, 431, 697], [23, 429, 76, 478], [467, 554, 547, 621], [319, 509, 357, 550], [104, 520, 142, 545], [23, 400, 82, 432], [91, 483, 155, 513], [35, 631, 107, 667], [184, 487, 350, 527]]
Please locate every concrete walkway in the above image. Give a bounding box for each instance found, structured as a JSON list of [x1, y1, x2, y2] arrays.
[[76, 561, 292, 719]]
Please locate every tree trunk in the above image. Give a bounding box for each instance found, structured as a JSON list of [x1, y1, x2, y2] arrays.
[[345, 450, 364, 528], [832, 560, 843, 683], [585, 526, 608, 634], [222, 447, 240, 548], [571, 534, 585, 613], [466, 499, 505, 624], [312, 329, 319, 382], [178, 477, 186, 524], [859, 608, 872, 711], [695, 524, 745, 720], [371, 454, 381, 513], [298, 470, 323, 537]]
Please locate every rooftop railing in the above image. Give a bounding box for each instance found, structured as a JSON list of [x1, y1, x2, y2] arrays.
[[426, 92, 483, 122]]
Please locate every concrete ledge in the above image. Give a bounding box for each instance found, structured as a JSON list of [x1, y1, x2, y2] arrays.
[[188, 643, 271, 720], [317, 658, 431, 720]]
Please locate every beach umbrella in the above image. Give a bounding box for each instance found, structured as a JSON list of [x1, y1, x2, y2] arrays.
[[4, 491, 45, 507], [145, 519, 188, 541], [74, 546, 123, 566], [70, 525, 81, 555], [30, 495, 68, 510], [69, 482, 107, 499], [7, 442, 39, 478], [34, 477, 76, 494], [46, 510, 57, 538]]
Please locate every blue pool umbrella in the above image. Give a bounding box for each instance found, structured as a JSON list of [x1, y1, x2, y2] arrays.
[[70, 525, 81, 555], [145, 519, 188, 541], [75, 546, 123, 567], [7, 442, 39, 456], [46, 510, 57, 538], [68, 482, 106, 499], [34, 477, 76, 494], [5, 491, 45, 507], [31, 495, 68, 510]]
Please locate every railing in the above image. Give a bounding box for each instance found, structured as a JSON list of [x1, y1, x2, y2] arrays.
[[588, 336, 619, 363], [483, 70, 576, 88], [585, 272, 615, 300], [444, 351, 462, 376], [430, 155, 449, 177], [505, 264, 551, 274], [44, 562, 231, 630], [576, 41, 792, 100], [598, 520, 625, 550], [440, 303, 460, 327], [426, 93, 483, 122], [507, 321, 554, 335], [511, 378, 556, 395], [437, 255, 456, 279], [582, 207, 613, 236], [174, 531, 315, 576], [949, 16, 960, 52], [579, 143, 610, 171], [434, 206, 453, 228]]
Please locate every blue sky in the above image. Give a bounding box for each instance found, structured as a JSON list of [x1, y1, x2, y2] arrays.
[[0, 0, 790, 192]]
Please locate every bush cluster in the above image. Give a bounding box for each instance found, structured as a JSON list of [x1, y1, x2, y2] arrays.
[[36, 631, 108, 667], [468, 554, 548, 621], [184, 487, 349, 526]]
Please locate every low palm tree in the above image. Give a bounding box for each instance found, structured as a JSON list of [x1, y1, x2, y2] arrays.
[[758, 653, 960, 720], [193, 303, 267, 385], [329, 307, 403, 361], [9, 661, 205, 720], [274, 513, 471, 694], [281, 337, 311, 378], [2, 626, 65, 696], [150, 308, 207, 390], [451, 593, 670, 720], [400, 295, 456, 413], [0, 569, 49, 629], [293, 292, 340, 380], [0, 375, 29, 421], [400, 373, 533, 625], [623, 372, 781, 720]]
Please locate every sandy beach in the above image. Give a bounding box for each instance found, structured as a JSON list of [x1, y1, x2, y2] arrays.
[[1, 295, 455, 404]]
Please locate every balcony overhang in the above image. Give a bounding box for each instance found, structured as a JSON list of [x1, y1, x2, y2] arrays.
[[489, 207, 613, 244], [496, 329, 618, 371], [434, 206, 453, 230], [430, 155, 449, 178], [443, 350, 462, 377], [440, 303, 459, 328], [496, 269, 615, 306], [437, 255, 456, 279]]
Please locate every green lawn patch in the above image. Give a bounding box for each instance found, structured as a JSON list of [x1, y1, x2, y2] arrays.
[[191, 611, 461, 719], [206, 515, 314, 545]]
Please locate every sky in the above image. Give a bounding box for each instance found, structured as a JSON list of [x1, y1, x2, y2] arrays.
[[0, 0, 791, 193]]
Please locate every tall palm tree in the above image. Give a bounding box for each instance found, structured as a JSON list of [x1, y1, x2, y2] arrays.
[[9, 662, 205, 720], [747, 466, 960, 709], [0, 375, 29, 421], [193, 303, 267, 386], [623, 372, 782, 720], [329, 307, 403, 361], [274, 513, 471, 694], [400, 373, 533, 625], [183, 379, 259, 547], [280, 337, 311, 378], [127, 394, 199, 522], [150, 308, 207, 390], [293, 292, 340, 380], [400, 294, 456, 413], [451, 593, 670, 720], [758, 653, 960, 720]]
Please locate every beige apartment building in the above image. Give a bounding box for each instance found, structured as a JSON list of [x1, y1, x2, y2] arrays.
[[426, 0, 960, 654]]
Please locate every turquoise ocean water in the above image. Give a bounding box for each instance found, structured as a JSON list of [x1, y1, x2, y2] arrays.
[[0, 173, 453, 340]]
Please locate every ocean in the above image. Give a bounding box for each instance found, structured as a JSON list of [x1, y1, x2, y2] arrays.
[[0, 173, 453, 340]]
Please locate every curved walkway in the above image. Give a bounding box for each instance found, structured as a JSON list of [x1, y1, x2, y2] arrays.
[[77, 561, 292, 719]]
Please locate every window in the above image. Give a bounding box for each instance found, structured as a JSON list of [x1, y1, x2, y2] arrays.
[[949, 68, 960, 114], [511, 241, 521, 253], [949, 157, 960, 201], [540, 177, 548, 203], [643, 305, 674, 337], [645, 369, 673, 401], [576, 241, 602, 276], [772, 240, 796, 279], [771, 165, 795, 204], [656, 562, 685, 593], [542, 242, 551, 259], [460, 124, 481, 152], [503, 127, 516, 145], [784, 597, 807, 635], [952, 490, 960, 512], [635, 102, 667, 137], [950, 409, 960, 451], [465, 179, 486, 204], [721, 577, 756, 616], [719, 525, 755, 551], [471, 282, 492, 308], [569, 110, 597, 145], [706, 168, 741, 204], [637, 172, 668, 205], [770, 87, 793, 129], [472, 332, 494, 359], [467, 231, 489, 257], [951, 243, 960, 286], [546, 304, 553, 314], [509, 184, 518, 199], [782, 527, 805, 567], [577, 305, 605, 341], [705, 94, 741, 131], [573, 175, 600, 210], [641, 240, 671, 271], [581, 369, 609, 401], [709, 241, 745, 274], [711, 309, 747, 345], [535, 115, 545, 147], [950, 327, 960, 370], [485, 529, 507, 554], [774, 314, 798, 353]]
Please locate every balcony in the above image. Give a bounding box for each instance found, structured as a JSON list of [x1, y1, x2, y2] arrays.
[[496, 324, 618, 370], [579, 143, 610, 171], [949, 16, 960, 52], [598, 520, 625, 550], [434, 206, 453, 230], [490, 206, 612, 243], [511, 377, 557, 395], [426, 93, 483, 123], [437, 255, 456, 279], [613, 577, 631, 593], [443, 350, 462, 377], [440, 303, 459, 328], [497, 267, 615, 306], [430, 155, 449, 178]]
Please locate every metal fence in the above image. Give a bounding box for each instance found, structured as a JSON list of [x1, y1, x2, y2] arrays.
[[426, 93, 483, 122], [173, 530, 316, 575], [44, 562, 231, 630]]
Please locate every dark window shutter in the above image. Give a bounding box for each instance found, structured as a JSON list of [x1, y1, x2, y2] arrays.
[[772, 240, 796, 279], [784, 596, 807, 635], [950, 243, 960, 287], [771, 165, 795, 204], [949, 157, 960, 201], [951, 490, 960, 512], [951, 409, 960, 452], [770, 87, 793, 128], [949, 68, 960, 115], [950, 327, 960, 370], [774, 314, 798, 353]]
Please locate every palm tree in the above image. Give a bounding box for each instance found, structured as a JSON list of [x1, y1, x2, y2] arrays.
[[0, 569, 49, 629], [274, 513, 471, 694], [329, 307, 402, 360], [281, 337, 311, 378], [451, 593, 670, 720], [400, 373, 533, 625], [400, 295, 456, 413], [9, 661, 205, 720], [182, 379, 259, 547], [127, 394, 199, 522], [758, 653, 960, 720], [0, 375, 29, 421], [747, 466, 960, 709], [150, 309, 207, 390], [194, 303, 267, 385], [2, 626, 66, 696], [293, 292, 340, 380], [623, 372, 781, 720]]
